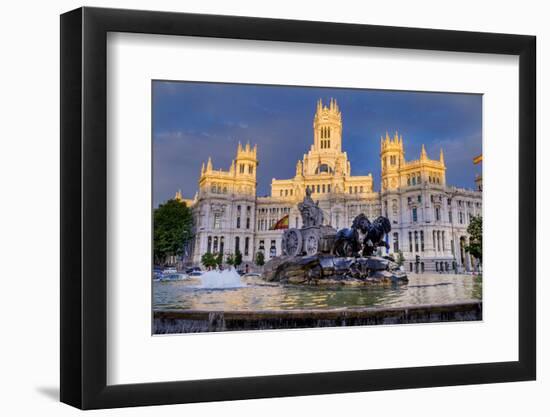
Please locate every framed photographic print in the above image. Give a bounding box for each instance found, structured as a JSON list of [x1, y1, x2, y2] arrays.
[[60, 6, 536, 409]]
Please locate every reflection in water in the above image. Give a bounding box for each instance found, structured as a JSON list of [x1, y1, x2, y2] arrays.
[[153, 274, 482, 312]]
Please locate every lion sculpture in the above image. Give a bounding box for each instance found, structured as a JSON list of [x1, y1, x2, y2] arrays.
[[333, 214, 391, 257]]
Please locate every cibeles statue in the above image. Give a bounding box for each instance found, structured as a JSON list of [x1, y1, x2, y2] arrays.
[[298, 187, 324, 227]]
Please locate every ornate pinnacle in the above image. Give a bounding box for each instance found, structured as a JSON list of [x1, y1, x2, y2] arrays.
[[420, 144, 427, 159]]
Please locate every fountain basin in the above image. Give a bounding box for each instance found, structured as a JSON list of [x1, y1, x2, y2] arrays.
[[153, 301, 482, 333]]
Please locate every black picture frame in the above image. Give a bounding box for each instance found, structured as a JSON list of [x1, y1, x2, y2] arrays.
[[60, 6, 536, 410]]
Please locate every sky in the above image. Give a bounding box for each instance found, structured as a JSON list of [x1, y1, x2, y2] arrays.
[[153, 81, 482, 207]]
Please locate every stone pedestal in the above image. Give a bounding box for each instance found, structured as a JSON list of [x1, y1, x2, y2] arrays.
[[262, 254, 408, 286]]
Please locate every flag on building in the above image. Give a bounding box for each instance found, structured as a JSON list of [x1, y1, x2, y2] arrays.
[[271, 214, 289, 230]]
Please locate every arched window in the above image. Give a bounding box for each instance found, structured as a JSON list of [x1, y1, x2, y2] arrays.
[[235, 236, 240, 253], [207, 236, 212, 253], [213, 236, 218, 253], [220, 236, 224, 254]]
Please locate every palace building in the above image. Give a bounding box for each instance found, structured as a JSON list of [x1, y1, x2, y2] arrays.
[[176, 99, 482, 273]]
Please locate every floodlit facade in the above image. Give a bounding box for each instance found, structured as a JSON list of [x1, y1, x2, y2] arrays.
[[176, 99, 482, 272]]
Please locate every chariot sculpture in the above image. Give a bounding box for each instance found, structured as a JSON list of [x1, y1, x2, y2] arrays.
[[281, 187, 336, 256], [281, 188, 392, 258]]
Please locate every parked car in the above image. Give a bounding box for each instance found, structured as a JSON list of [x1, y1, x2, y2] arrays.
[[185, 266, 202, 274]]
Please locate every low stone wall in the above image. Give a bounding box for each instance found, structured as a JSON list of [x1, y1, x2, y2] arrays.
[[153, 302, 482, 334]]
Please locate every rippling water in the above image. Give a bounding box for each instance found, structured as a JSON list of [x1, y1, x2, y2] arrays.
[[153, 273, 482, 311]]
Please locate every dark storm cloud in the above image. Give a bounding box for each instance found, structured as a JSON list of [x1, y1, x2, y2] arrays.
[[153, 81, 482, 207]]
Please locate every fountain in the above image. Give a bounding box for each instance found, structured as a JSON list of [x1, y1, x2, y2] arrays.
[[265, 189, 408, 285], [199, 267, 243, 289]]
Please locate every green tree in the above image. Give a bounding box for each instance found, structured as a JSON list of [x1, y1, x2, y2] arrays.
[[201, 252, 217, 269], [234, 249, 243, 267], [255, 251, 265, 266], [465, 215, 482, 264], [226, 253, 235, 266], [153, 199, 193, 266], [215, 252, 224, 267], [396, 250, 405, 267]]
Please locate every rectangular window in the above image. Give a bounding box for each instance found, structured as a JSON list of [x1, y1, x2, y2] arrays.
[[327, 185, 331, 193], [349, 187, 352, 194], [236, 217, 240, 228], [420, 231, 424, 252], [317, 185, 320, 193], [245, 237, 249, 256], [448, 210, 452, 223], [412, 207, 418, 222], [235, 236, 240, 253], [409, 231, 413, 252], [246, 217, 250, 229], [322, 184, 326, 193], [435, 207, 441, 221], [442, 231, 446, 251], [393, 232, 399, 253], [214, 213, 221, 229], [414, 231, 419, 252], [270, 240, 276, 257]]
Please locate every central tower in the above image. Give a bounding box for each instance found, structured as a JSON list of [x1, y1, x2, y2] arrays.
[[313, 98, 342, 153]]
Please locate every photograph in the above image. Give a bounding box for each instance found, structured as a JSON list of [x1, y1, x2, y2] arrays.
[[152, 81, 483, 334]]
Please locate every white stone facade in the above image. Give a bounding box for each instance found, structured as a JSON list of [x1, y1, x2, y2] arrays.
[[177, 99, 482, 272]]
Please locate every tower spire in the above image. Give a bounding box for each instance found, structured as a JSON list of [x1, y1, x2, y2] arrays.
[[440, 148, 445, 164], [420, 144, 427, 160]]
